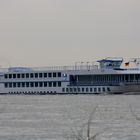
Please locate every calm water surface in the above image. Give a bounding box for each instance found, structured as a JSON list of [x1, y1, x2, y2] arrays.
[[0, 95, 140, 140]]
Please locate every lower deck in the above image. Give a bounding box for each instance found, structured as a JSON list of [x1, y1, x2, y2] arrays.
[[1, 84, 140, 94]]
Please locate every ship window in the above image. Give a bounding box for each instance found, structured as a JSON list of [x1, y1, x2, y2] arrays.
[[98, 87, 101, 92], [58, 82, 61, 87], [86, 88, 89, 92], [62, 88, 65, 92], [39, 82, 43, 87], [58, 72, 61, 77], [53, 82, 56, 87], [4, 74, 8, 79], [13, 83, 16, 88], [130, 74, 134, 81], [9, 83, 12, 88], [44, 82, 47, 87], [13, 74, 16, 79], [135, 74, 140, 80], [21, 74, 25, 78], [74, 88, 77, 92], [30, 82, 34, 87], [35, 82, 38, 87], [70, 88, 73, 92], [44, 73, 47, 78], [26, 82, 29, 87], [125, 74, 129, 81], [5, 83, 8, 88], [49, 82, 52, 87], [66, 88, 69, 92], [48, 73, 52, 77], [22, 82, 25, 87], [17, 83, 20, 87], [53, 73, 56, 77], [30, 73, 34, 78], [9, 74, 12, 79], [107, 87, 111, 91], [35, 73, 38, 78], [82, 88, 84, 92], [103, 87, 105, 92], [26, 73, 29, 78], [39, 73, 42, 78], [78, 88, 80, 92], [90, 88, 92, 92], [17, 74, 20, 78]]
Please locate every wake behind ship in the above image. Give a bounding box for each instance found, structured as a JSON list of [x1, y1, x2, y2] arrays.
[[0, 57, 140, 94]]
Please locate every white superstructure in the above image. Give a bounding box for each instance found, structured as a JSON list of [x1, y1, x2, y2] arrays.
[[0, 57, 140, 94]]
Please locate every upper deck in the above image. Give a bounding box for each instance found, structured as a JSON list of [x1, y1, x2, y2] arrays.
[[0, 65, 99, 74], [0, 57, 140, 75]]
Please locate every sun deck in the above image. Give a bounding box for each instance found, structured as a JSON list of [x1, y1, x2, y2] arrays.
[[0, 65, 99, 73]]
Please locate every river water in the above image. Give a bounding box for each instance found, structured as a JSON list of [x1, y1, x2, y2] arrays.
[[0, 95, 140, 140]]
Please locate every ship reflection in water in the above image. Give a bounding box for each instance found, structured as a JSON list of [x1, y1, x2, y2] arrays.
[[0, 95, 140, 140]]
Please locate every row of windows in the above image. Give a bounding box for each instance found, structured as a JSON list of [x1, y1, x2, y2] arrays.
[[70, 74, 140, 86], [8, 91, 57, 94], [7, 87, 110, 94], [5, 82, 62, 88], [62, 87, 111, 93], [4, 72, 61, 79], [76, 74, 140, 82], [8, 87, 110, 95]]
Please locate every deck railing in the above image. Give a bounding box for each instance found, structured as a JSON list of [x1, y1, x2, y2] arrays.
[[0, 65, 98, 73]]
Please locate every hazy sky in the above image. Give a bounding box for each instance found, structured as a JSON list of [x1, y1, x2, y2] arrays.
[[0, 0, 140, 67]]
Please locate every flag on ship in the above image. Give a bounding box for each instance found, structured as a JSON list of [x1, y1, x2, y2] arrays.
[[125, 62, 129, 66]]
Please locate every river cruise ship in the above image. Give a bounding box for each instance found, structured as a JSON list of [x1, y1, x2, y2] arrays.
[[0, 57, 140, 94]]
